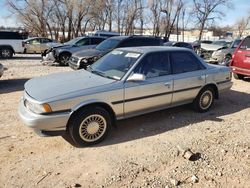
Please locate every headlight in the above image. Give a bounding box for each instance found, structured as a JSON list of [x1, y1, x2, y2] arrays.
[[24, 99, 52, 114], [80, 58, 88, 64]]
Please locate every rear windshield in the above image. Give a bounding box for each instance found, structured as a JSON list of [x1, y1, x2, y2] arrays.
[[95, 39, 120, 51], [239, 37, 250, 49]]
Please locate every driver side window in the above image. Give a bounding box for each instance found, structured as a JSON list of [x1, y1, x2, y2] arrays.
[[133, 52, 171, 78], [75, 38, 90, 46]]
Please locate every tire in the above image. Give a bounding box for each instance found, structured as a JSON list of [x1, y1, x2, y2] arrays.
[[233, 73, 244, 80], [193, 87, 215, 113], [59, 53, 71, 66], [68, 106, 112, 146], [1, 48, 13, 58]]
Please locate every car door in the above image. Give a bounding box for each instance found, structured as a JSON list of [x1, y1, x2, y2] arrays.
[[124, 52, 173, 117], [233, 36, 250, 69], [40, 38, 52, 52], [31, 38, 41, 53], [170, 51, 206, 105]]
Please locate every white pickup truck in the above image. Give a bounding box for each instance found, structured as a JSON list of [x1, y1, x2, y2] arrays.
[[0, 31, 26, 58]]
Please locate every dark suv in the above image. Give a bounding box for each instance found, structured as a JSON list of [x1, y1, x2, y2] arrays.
[[69, 36, 163, 70]]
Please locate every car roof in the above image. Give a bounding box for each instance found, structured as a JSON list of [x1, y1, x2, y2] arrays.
[[108, 35, 161, 41], [117, 46, 192, 54]]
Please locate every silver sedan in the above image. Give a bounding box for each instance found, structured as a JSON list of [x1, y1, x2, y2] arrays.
[[19, 47, 232, 146]]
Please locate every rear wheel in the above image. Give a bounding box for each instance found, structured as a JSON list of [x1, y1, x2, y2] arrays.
[[68, 106, 112, 147], [59, 53, 71, 66], [193, 87, 215, 112], [1, 48, 13, 58], [233, 73, 244, 80]]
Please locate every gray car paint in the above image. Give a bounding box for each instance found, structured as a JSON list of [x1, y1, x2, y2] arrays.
[[19, 46, 233, 134]]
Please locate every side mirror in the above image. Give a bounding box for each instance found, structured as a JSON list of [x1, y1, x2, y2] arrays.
[[127, 73, 145, 82]]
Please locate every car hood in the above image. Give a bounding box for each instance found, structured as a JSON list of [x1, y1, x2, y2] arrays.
[[73, 48, 104, 59], [24, 70, 114, 102], [201, 43, 225, 51]]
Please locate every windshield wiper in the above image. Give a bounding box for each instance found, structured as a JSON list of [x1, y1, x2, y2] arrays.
[[91, 69, 119, 80]]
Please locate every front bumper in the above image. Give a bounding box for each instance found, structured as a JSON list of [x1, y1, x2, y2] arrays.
[[41, 51, 56, 63], [18, 98, 70, 136]]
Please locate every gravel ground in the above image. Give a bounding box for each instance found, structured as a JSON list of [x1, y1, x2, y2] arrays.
[[0, 54, 249, 188]]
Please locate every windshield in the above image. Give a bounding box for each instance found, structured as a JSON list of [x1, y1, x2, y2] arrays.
[[64, 37, 82, 45], [231, 39, 241, 48], [212, 41, 226, 45], [88, 50, 142, 80], [95, 39, 120, 51]]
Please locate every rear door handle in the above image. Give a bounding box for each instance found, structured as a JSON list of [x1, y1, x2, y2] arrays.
[[164, 82, 171, 88], [198, 75, 205, 80]]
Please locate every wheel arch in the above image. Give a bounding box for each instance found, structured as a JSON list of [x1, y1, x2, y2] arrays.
[[59, 51, 72, 57], [67, 101, 116, 130], [0, 45, 15, 54], [200, 83, 219, 99]]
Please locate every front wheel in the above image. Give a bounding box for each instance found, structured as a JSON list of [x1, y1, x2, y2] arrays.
[[1, 48, 13, 58], [193, 87, 215, 112], [68, 106, 112, 146], [233, 73, 244, 80], [59, 53, 71, 66]]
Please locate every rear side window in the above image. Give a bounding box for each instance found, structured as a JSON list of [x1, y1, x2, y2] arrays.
[[0, 32, 23, 39], [91, 38, 105, 45], [134, 52, 171, 78], [239, 37, 250, 49], [75, 38, 90, 46], [171, 51, 205, 74]]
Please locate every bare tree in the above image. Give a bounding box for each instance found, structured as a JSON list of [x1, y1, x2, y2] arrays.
[[192, 0, 232, 41], [148, 0, 161, 36], [235, 16, 250, 37], [161, 0, 184, 41]]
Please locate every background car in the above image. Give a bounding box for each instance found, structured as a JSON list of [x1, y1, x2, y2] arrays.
[[199, 39, 233, 61], [230, 36, 250, 80], [24, 37, 60, 54], [19, 47, 232, 146], [211, 39, 242, 66], [164, 41, 193, 50], [0, 31, 27, 58], [43, 36, 106, 65], [0, 63, 4, 78], [69, 35, 164, 70], [192, 40, 213, 52]]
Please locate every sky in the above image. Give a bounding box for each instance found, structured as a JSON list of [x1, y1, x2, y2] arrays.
[[0, 0, 249, 28]]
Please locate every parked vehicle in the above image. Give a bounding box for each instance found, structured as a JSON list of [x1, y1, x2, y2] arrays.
[[211, 39, 242, 66], [199, 39, 232, 61], [89, 30, 120, 38], [192, 40, 213, 52], [19, 47, 232, 146], [230, 36, 250, 79], [0, 31, 27, 58], [164, 41, 193, 50], [69, 36, 164, 70], [0, 63, 4, 78], [42, 36, 106, 65], [24, 37, 60, 54]]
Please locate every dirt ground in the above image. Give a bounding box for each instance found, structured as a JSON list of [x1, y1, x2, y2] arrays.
[[0, 54, 249, 188]]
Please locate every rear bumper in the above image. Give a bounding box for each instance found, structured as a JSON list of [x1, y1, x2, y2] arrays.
[[217, 80, 233, 93], [18, 98, 70, 136], [231, 66, 250, 77]]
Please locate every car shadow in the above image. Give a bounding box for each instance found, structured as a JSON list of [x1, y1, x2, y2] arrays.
[[0, 78, 29, 94], [63, 89, 250, 148]]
